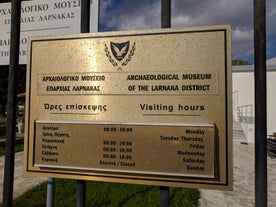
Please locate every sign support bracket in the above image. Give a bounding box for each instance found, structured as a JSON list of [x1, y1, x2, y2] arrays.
[[76, 0, 91, 207], [160, 0, 171, 207], [254, 0, 267, 206], [2, 0, 21, 206]]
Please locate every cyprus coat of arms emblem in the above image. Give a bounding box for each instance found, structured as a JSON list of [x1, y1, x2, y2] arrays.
[[105, 41, 136, 70]]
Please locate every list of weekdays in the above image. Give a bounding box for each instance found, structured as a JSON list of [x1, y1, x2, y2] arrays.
[[34, 121, 216, 178]]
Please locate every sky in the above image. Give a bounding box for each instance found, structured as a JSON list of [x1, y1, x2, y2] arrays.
[[98, 0, 276, 64]]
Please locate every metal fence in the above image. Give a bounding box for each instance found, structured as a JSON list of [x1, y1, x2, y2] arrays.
[[2, 0, 268, 207]]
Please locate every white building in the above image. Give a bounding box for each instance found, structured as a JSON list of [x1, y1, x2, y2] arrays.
[[232, 57, 276, 142]]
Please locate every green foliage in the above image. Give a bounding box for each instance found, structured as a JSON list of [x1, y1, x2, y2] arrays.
[[170, 187, 200, 207], [0, 125, 6, 137], [15, 143, 24, 152], [0, 147, 4, 156], [84, 182, 158, 207], [13, 181, 47, 207], [13, 179, 199, 207], [0, 66, 9, 117], [0, 117, 24, 155], [0, 118, 7, 125], [0, 143, 24, 156], [232, 59, 251, 65], [0, 65, 26, 117], [0, 118, 7, 136]]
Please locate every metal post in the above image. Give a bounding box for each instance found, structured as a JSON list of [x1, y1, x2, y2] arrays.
[[77, 180, 86, 207], [160, 186, 170, 207], [81, 0, 90, 33], [76, 1, 90, 207], [160, 1, 171, 206], [2, 0, 21, 206], [161, 0, 171, 28], [46, 178, 55, 207], [254, 0, 267, 207]]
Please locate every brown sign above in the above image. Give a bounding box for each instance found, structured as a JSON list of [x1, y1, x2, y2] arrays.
[[24, 25, 232, 190]]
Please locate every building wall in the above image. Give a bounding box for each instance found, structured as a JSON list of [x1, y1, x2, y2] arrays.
[[232, 66, 276, 142], [232, 71, 255, 142], [267, 70, 276, 136]]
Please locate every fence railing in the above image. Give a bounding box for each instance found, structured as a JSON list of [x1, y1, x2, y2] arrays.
[[232, 90, 239, 121], [237, 104, 253, 124], [236, 104, 253, 139]]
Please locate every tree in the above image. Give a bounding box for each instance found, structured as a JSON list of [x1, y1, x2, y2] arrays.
[[232, 59, 251, 65], [0, 65, 26, 117]]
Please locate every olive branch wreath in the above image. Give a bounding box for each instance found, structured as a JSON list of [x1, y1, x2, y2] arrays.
[[122, 42, 136, 66], [104, 44, 118, 66]]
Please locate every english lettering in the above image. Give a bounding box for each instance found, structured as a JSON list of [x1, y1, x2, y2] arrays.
[[183, 158, 205, 164], [160, 136, 179, 141], [178, 104, 205, 111], [182, 73, 212, 80], [140, 103, 173, 112], [186, 165, 205, 172], [186, 129, 205, 135], [127, 74, 179, 81], [120, 162, 135, 167], [182, 84, 210, 91], [181, 136, 204, 142], [151, 85, 179, 91], [177, 150, 205, 157], [190, 143, 205, 150]]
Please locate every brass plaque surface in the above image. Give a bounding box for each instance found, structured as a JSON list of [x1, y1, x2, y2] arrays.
[[25, 25, 232, 189]]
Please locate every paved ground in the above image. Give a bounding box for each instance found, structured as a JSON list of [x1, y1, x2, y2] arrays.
[[0, 152, 47, 204], [0, 141, 276, 206], [199, 141, 276, 207]]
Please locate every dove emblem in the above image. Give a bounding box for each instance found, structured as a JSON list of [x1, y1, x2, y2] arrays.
[[105, 41, 136, 70], [110, 41, 130, 61]]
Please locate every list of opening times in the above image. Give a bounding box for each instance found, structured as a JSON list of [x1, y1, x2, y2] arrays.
[[34, 121, 216, 179]]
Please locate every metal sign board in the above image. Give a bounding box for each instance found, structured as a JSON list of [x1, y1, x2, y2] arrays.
[[0, 0, 99, 65], [24, 25, 232, 190]]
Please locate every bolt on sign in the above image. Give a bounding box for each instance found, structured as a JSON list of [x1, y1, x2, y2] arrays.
[[24, 25, 232, 190]]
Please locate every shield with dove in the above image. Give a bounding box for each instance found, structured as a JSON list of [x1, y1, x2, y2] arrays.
[[110, 41, 130, 61]]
